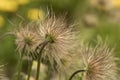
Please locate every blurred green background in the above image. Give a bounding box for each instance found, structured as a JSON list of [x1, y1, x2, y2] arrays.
[[0, 0, 120, 80]]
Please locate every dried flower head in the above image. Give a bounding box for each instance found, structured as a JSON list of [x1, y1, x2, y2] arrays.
[[80, 44, 118, 80], [0, 65, 9, 80], [14, 22, 41, 57], [37, 15, 77, 71]]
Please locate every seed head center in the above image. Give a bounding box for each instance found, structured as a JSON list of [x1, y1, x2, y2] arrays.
[[45, 34, 55, 43], [24, 37, 33, 46]]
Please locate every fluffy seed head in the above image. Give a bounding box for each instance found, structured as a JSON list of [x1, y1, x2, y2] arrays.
[[0, 65, 9, 80], [80, 44, 118, 80], [15, 22, 41, 57], [37, 15, 78, 71]]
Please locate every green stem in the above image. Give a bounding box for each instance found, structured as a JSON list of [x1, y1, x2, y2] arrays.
[[45, 65, 51, 80], [69, 70, 85, 80], [17, 54, 23, 80], [36, 55, 41, 80], [36, 42, 48, 80], [27, 59, 33, 80], [17, 45, 26, 80]]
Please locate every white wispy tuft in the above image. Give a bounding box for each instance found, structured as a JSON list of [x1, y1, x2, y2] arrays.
[[36, 14, 78, 72], [0, 65, 9, 80], [14, 22, 41, 57], [80, 44, 118, 80]]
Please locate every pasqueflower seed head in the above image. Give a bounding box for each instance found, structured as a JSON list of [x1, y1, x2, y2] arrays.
[[80, 44, 118, 80], [14, 22, 41, 57], [37, 14, 78, 71]]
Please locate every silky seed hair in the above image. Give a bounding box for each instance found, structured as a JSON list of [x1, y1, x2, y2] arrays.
[[0, 71, 9, 80], [36, 14, 78, 72], [0, 65, 9, 80], [14, 22, 41, 57], [80, 43, 118, 80]]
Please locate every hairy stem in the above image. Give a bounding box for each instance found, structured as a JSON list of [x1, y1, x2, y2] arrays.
[[17, 54, 23, 80], [27, 59, 33, 80], [0, 32, 14, 40], [45, 65, 51, 80], [17, 45, 26, 80], [69, 70, 85, 80], [36, 42, 48, 80]]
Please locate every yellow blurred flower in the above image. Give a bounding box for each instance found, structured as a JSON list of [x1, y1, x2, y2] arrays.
[[112, 0, 120, 9], [32, 61, 37, 70], [16, 0, 30, 5], [0, 15, 4, 28], [32, 61, 47, 72], [27, 8, 45, 21], [0, 0, 18, 12], [90, 0, 113, 11], [25, 75, 35, 80], [29, 61, 47, 80]]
